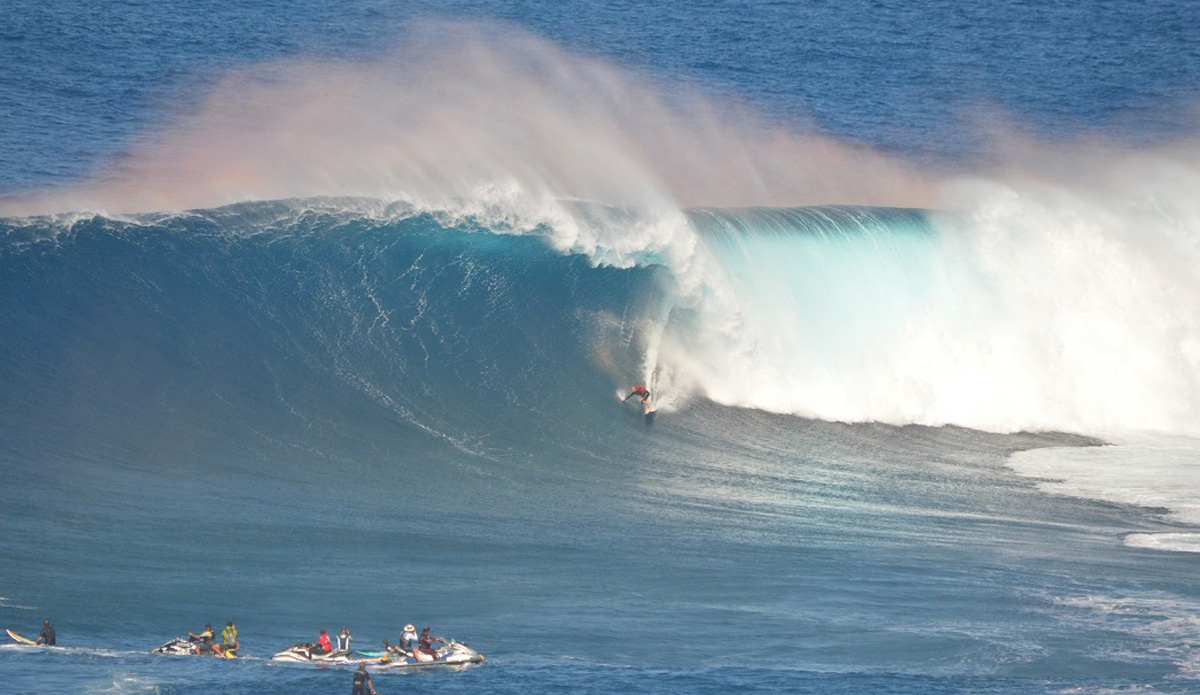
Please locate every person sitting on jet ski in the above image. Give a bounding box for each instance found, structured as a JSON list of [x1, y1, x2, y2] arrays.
[[314, 628, 333, 655], [398, 624, 419, 656], [213, 621, 238, 656], [188, 624, 215, 653], [336, 626, 353, 653], [417, 626, 444, 656]]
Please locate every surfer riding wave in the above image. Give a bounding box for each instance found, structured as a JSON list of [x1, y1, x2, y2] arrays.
[[623, 385, 651, 410]]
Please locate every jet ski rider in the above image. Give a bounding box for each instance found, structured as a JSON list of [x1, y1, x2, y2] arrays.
[[215, 621, 238, 656], [188, 623, 215, 653], [315, 628, 333, 654], [418, 626, 444, 657], [399, 624, 419, 656], [337, 626, 353, 653]]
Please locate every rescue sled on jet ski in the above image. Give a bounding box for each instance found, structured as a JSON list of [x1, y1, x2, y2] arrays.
[[152, 636, 237, 657]]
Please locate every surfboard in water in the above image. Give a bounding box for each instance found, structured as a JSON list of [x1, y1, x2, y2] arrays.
[[6, 629, 37, 645]]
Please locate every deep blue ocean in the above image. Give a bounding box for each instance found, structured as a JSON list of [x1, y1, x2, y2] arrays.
[[4, 1, 1200, 694]]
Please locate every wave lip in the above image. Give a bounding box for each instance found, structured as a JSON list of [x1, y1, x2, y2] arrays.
[[686, 204, 934, 238]]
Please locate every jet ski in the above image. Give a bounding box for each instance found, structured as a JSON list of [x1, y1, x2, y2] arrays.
[[152, 636, 237, 657], [271, 639, 483, 668], [270, 642, 353, 663], [372, 640, 484, 669]]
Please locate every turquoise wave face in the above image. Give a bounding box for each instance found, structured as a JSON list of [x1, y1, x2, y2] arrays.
[[0, 202, 662, 474], [687, 205, 942, 368]]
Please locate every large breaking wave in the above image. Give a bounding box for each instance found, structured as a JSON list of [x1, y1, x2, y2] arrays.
[[3, 23, 1200, 441], [4, 187, 1200, 448]]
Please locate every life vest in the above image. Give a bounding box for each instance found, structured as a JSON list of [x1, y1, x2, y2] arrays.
[[400, 631, 419, 650]]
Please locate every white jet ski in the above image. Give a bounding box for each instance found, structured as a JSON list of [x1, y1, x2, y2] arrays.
[[270, 642, 353, 663], [271, 639, 483, 668], [371, 639, 484, 669]]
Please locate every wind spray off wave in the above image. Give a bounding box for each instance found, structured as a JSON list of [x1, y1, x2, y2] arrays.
[[0, 22, 930, 219]]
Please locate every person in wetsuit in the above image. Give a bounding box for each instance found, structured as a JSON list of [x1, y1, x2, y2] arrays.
[[35, 620, 55, 646], [352, 661, 377, 695]]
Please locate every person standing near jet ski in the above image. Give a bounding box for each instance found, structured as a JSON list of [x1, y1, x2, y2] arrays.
[[352, 661, 378, 695]]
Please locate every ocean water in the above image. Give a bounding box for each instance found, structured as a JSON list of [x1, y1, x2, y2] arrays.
[[3, 1, 1200, 694]]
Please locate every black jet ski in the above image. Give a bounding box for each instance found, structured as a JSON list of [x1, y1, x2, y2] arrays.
[[152, 636, 238, 658]]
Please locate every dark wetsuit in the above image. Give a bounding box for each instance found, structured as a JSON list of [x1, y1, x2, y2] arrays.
[[39, 624, 55, 646], [352, 669, 372, 695]]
